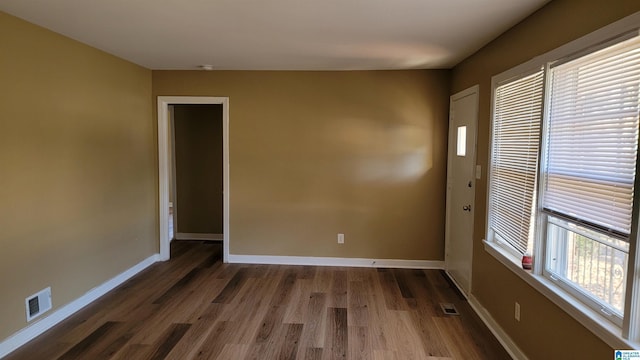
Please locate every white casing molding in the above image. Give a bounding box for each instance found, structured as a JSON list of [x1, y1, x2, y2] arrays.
[[0, 254, 159, 359], [157, 96, 230, 263]]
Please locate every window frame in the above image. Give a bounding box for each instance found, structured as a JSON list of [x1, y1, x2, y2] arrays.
[[541, 215, 627, 326], [484, 11, 640, 349], [488, 65, 546, 261]]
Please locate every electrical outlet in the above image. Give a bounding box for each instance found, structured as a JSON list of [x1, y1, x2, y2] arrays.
[[515, 302, 521, 322], [337, 233, 344, 244]]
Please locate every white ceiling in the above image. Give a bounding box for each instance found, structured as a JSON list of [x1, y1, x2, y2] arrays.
[[1, 0, 549, 70]]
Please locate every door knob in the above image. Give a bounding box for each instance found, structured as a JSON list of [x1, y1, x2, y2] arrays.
[[463, 205, 471, 212]]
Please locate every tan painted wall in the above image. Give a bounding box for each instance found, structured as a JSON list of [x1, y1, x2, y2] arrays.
[[451, 1, 640, 358], [153, 70, 450, 260], [0, 12, 155, 341], [173, 104, 224, 235]]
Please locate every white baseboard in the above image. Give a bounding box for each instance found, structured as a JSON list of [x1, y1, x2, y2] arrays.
[[0, 254, 160, 359], [175, 233, 223, 241], [468, 294, 528, 360], [227, 254, 444, 269]]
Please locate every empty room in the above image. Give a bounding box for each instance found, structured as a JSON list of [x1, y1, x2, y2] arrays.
[[1, 0, 640, 359]]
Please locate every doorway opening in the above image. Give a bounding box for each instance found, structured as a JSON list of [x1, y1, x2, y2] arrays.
[[157, 97, 230, 262]]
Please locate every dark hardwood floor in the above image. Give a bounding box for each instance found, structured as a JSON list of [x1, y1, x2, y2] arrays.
[[6, 241, 511, 359]]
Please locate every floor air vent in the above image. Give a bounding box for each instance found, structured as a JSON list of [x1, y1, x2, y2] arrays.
[[26, 287, 52, 322], [440, 302, 460, 316]]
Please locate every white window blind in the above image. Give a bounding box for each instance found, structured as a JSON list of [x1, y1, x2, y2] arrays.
[[489, 70, 544, 254], [543, 36, 640, 239]]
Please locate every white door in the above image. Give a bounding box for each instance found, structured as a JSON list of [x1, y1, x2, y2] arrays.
[[445, 85, 479, 297]]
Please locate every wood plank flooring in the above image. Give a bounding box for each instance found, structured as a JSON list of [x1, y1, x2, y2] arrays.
[[5, 241, 511, 360]]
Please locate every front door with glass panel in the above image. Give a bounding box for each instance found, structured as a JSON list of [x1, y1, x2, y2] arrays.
[[445, 85, 479, 296]]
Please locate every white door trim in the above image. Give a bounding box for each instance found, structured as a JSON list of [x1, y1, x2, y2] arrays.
[[157, 96, 230, 262], [444, 84, 479, 296]]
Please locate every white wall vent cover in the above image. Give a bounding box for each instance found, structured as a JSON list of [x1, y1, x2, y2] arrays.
[[26, 287, 52, 322]]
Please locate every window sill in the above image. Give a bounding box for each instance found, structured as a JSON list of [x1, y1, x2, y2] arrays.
[[483, 239, 639, 350]]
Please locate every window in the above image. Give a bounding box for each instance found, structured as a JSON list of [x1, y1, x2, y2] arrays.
[[487, 27, 640, 345], [541, 36, 640, 325], [489, 70, 544, 256], [457, 126, 467, 156]]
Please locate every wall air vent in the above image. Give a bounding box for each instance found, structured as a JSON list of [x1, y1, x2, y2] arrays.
[[26, 287, 52, 322]]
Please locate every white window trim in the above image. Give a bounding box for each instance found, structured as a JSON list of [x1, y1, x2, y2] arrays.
[[485, 10, 640, 350]]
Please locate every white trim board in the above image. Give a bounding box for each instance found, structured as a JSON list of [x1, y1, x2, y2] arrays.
[[227, 254, 444, 269], [0, 254, 159, 359], [468, 294, 529, 360], [175, 233, 223, 241]]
